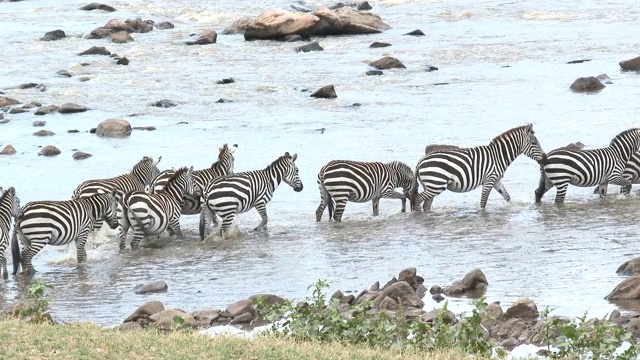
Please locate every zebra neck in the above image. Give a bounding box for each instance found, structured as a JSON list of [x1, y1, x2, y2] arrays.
[[265, 166, 284, 191], [489, 141, 520, 170]]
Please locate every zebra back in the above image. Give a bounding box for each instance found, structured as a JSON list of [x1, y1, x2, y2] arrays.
[[488, 124, 543, 165], [385, 161, 414, 193], [72, 156, 162, 199]]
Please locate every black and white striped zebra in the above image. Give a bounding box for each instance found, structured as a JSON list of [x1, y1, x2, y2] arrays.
[[148, 144, 237, 215], [72, 156, 162, 234], [199, 152, 303, 240], [315, 160, 414, 222], [119, 166, 196, 250], [410, 124, 544, 211], [589, 151, 640, 196], [535, 128, 640, 203], [0, 187, 20, 279], [11, 189, 119, 276]]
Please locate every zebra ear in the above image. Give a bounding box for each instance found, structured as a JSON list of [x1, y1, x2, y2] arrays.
[[188, 166, 194, 175], [156, 156, 162, 165], [230, 144, 238, 154], [292, 153, 298, 162]]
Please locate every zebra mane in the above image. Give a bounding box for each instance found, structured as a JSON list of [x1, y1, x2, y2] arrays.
[[489, 124, 532, 145], [166, 167, 190, 185], [266, 154, 291, 169], [610, 128, 640, 146], [0, 186, 12, 204], [387, 161, 412, 175]]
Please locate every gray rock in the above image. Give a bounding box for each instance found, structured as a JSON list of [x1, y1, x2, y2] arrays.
[[369, 41, 391, 48], [296, 41, 323, 53], [404, 29, 424, 36], [33, 130, 54, 137], [111, 31, 134, 43], [366, 70, 383, 76], [32, 120, 46, 127], [225, 299, 255, 318], [73, 151, 92, 160], [116, 57, 130, 65], [620, 56, 640, 71], [374, 281, 423, 308], [229, 312, 254, 324], [369, 281, 380, 291], [310, 84, 337, 99], [86, 27, 114, 39], [150, 99, 176, 108], [149, 309, 197, 329], [80, 3, 116, 12], [185, 30, 217, 45], [191, 309, 221, 326], [369, 56, 406, 69], [134, 281, 168, 295], [155, 21, 174, 30], [77, 46, 111, 56], [39, 145, 61, 156], [124, 301, 165, 322], [216, 78, 235, 85], [41, 29, 66, 41], [248, 294, 287, 307], [357, 1, 372, 10], [505, 298, 539, 319], [570, 76, 605, 92], [429, 285, 443, 294], [96, 118, 132, 137], [617, 257, 640, 276], [58, 103, 87, 114], [56, 70, 71, 78], [35, 105, 59, 115]]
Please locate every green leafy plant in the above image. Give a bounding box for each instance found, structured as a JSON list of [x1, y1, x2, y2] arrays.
[[18, 280, 54, 323]]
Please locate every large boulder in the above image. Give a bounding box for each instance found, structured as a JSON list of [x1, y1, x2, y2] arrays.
[[374, 281, 423, 308], [0, 96, 20, 108], [444, 268, 489, 297], [569, 76, 605, 92], [185, 30, 217, 45], [222, 16, 255, 35], [133, 280, 168, 295], [312, 6, 390, 35], [369, 56, 406, 69], [80, 3, 116, 12], [505, 298, 539, 319], [39, 145, 61, 156], [619, 56, 640, 71], [617, 258, 640, 276], [124, 301, 164, 323], [244, 10, 319, 40], [96, 118, 132, 137], [104, 19, 134, 33], [149, 309, 197, 330], [606, 276, 640, 300], [41, 29, 66, 41]]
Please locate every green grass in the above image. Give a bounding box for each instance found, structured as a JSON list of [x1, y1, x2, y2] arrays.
[[0, 320, 520, 360]]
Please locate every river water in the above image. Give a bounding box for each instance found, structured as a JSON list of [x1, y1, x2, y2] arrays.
[[0, 0, 639, 326]]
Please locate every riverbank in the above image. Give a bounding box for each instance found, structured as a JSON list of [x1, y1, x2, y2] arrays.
[[0, 320, 507, 360]]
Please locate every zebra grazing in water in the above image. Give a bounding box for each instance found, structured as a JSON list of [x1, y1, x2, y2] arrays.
[[199, 152, 303, 240], [120, 166, 196, 250], [410, 124, 544, 212], [72, 156, 162, 233], [11, 189, 119, 276], [0, 187, 20, 279], [149, 144, 237, 215], [315, 160, 415, 222], [536, 128, 640, 204]]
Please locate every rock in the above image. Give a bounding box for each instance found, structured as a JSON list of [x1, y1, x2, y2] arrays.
[[484, 302, 505, 321], [369, 281, 380, 291], [225, 299, 256, 318], [0, 119, 8, 124], [618, 258, 640, 276], [34, 105, 59, 115], [404, 29, 425, 36], [432, 294, 444, 302], [378, 296, 399, 311], [124, 301, 165, 323], [149, 309, 197, 330], [96, 118, 132, 137], [310, 85, 337, 99], [150, 99, 177, 108], [132, 126, 156, 131], [125, 17, 153, 33], [244, 10, 319, 40], [77, 46, 111, 56], [331, 290, 344, 300], [370, 56, 406, 69], [596, 74, 612, 84], [429, 285, 443, 294], [505, 298, 539, 319], [192, 309, 221, 326], [619, 56, 640, 71], [354, 291, 380, 306], [86, 27, 114, 39], [116, 57, 129, 65], [0, 145, 16, 155], [133, 280, 168, 295], [39, 145, 60, 156], [32, 120, 46, 127], [58, 103, 87, 114], [56, 70, 72, 78], [374, 281, 423, 308], [0, 96, 20, 107], [444, 281, 467, 296], [382, 277, 397, 290], [111, 31, 133, 43], [425, 144, 460, 154], [155, 21, 174, 30], [80, 3, 116, 12], [73, 151, 92, 160], [277, 34, 305, 42], [566, 59, 591, 64], [104, 19, 134, 33], [609, 309, 621, 322], [222, 16, 255, 35], [33, 130, 54, 137], [606, 276, 640, 300], [398, 267, 416, 282], [78, 76, 92, 82], [216, 78, 235, 85], [570, 76, 605, 92], [116, 322, 144, 331], [41, 29, 66, 41], [230, 312, 254, 324], [290, 1, 312, 12], [501, 338, 519, 351], [296, 41, 323, 53], [416, 284, 427, 299], [68, 129, 80, 133], [312, 6, 390, 36], [425, 65, 438, 72], [369, 41, 390, 48], [365, 70, 383, 76], [185, 30, 217, 45], [215, 98, 233, 103], [422, 308, 456, 324], [9, 108, 27, 114], [461, 268, 489, 289], [357, 1, 372, 10]]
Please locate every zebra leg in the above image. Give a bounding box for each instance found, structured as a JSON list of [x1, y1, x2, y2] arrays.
[[253, 203, 268, 231], [130, 227, 145, 250], [422, 196, 435, 212], [597, 183, 608, 198], [534, 168, 553, 203], [75, 228, 91, 264], [118, 221, 130, 251], [168, 215, 183, 238], [372, 198, 380, 216], [219, 213, 236, 239], [332, 197, 349, 222], [621, 184, 633, 195], [316, 198, 329, 222], [21, 236, 47, 276], [379, 189, 407, 214], [92, 219, 104, 233], [479, 176, 499, 209], [493, 179, 511, 202], [553, 182, 571, 204]]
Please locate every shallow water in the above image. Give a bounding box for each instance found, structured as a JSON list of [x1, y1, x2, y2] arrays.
[[1, 0, 640, 326]]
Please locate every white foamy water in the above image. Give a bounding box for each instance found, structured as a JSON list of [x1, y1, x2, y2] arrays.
[[1, 0, 640, 327]]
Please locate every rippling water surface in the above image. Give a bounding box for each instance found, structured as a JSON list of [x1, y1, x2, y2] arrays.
[[1, 0, 640, 326]]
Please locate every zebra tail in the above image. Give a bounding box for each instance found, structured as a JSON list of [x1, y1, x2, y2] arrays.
[[409, 169, 420, 212], [198, 208, 206, 241], [11, 226, 20, 275], [538, 153, 548, 167], [328, 196, 335, 221]]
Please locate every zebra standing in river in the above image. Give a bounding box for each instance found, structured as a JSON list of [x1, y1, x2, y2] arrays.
[[589, 151, 640, 196], [11, 189, 119, 276], [72, 156, 162, 234], [199, 152, 303, 240], [316, 160, 415, 222], [148, 143, 237, 215], [119, 166, 196, 250], [410, 124, 544, 212], [536, 128, 640, 203], [0, 187, 20, 279]]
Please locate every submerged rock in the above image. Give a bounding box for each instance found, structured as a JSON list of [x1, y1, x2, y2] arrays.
[[111, 31, 134, 43], [619, 56, 640, 71], [41, 29, 66, 41], [155, 21, 174, 30], [0, 145, 16, 155], [33, 130, 55, 137], [369, 56, 406, 69], [96, 118, 132, 137], [77, 46, 111, 56], [617, 257, 640, 276], [39, 145, 61, 156], [310, 84, 337, 98], [134, 280, 168, 295], [369, 41, 390, 48], [606, 276, 640, 300], [58, 103, 88, 114], [150, 99, 177, 108], [569, 76, 605, 92], [366, 70, 383, 76], [80, 3, 116, 12], [72, 151, 92, 160], [404, 29, 425, 36], [296, 41, 323, 52]]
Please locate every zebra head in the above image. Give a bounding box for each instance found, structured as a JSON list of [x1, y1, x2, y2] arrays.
[[281, 152, 303, 192], [610, 128, 640, 160], [103, 188, 120, 230], [168, 166, 197, 198], [387, 161, 414, 196], [518, 124, 544, 162], [217, 143, 237, 174], [0, 187, 19, 218], [136, 156, 162, 188]]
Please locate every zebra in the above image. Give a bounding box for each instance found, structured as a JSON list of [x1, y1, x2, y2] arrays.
[[11, 189, 119, 276], [590, 151, 640, 196], [315, 160, 415, 222], [410, 124, 544, 212], [199, 152, 303, 240], [72, 156, 162, 234], [535, 128, 640, 204], [0, 187, 20, 279], [148, 143, 237, 215], [119, 166, 196, 250]]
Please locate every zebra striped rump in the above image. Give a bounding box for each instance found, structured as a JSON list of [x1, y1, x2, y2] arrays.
[[0, 187, 19, 279]]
